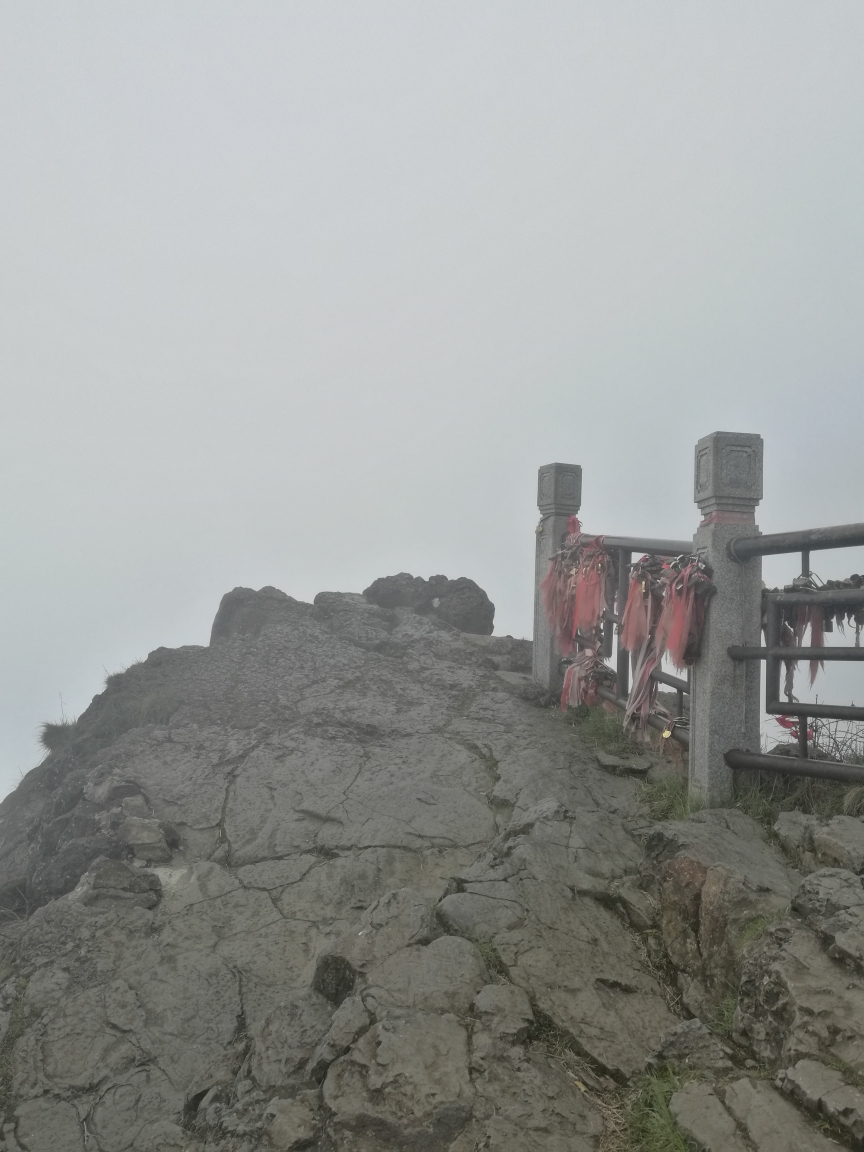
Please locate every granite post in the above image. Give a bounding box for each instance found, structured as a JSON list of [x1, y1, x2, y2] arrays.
[[689, 432, 764, 806], [533, 463, 582, 690]]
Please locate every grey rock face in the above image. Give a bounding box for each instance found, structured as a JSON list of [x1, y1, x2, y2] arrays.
[[1, 584, 661, 1148], [780, 1058, 864, 1144], [362, 572, 495, 634], [649, 1018, 734, 1073], [735, 919, 864, 1071], [8, 582, 845, 1150], [724, 1076, 841, 1152], [643, 809, 795, 1003], [670, 1081, 749, 1152]]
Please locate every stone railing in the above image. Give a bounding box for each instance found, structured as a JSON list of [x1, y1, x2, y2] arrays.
[[533, 431, 864, 806]]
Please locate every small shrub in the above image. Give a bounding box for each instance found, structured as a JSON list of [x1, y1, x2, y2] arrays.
[[38, 718, 78, 753]]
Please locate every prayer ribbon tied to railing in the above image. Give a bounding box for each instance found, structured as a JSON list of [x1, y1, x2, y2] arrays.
[[540, 526, 715, 734]]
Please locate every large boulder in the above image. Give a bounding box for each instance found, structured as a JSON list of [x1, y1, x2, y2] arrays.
[[363, 571, 495, 634]]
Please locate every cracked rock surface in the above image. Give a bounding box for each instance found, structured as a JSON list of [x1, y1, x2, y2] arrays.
[[1, 585, 861, 1150], [0, 585, 662, 1150]]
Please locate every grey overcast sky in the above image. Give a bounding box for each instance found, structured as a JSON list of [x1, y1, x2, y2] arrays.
[[2, 2, 863, 796]]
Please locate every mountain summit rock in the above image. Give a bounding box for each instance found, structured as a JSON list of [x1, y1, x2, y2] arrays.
[[0, 583, 856, 1150]]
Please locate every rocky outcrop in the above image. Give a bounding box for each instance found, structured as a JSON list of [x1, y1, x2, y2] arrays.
[[641, 809, 796, 1013], [0, 583, 654, 1150], [3, 581, 862, 1150], [362, 572, 495, 634]]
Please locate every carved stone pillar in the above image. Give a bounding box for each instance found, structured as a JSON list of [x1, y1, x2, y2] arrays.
[[533, 463, 582, 690], [689, 432, 764, 806]]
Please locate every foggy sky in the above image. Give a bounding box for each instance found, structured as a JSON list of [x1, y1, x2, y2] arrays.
[[2, 2, 863, 797]]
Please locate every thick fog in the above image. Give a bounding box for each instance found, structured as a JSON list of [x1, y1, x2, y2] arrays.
[[2, 2, 863, 796]]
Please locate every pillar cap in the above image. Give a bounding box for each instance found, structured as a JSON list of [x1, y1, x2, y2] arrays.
[[694, 432, 763, 516], [537, 463, 582, 514]]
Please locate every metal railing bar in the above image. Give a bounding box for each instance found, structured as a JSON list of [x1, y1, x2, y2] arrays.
[[581, 533, 693, 556], [764, 588, 864, 608], [595, 685, 690, 747], [726, 749, 864, 786], [651, 668, 690, 692], [729, 645, 864, 661], [729, 522, 864, 562], [765, 701, 864, 721]]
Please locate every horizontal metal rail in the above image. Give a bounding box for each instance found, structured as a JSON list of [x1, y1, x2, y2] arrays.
[[726, 748, 864, 786], [583, 533, 693, 556], [651, 668, 690, 692], [595, 685, 690, 747], [729, 522, 864, 562], [764, 700, 864, 721], [765, 588, 864, 608], [729, 645, 864, 661]]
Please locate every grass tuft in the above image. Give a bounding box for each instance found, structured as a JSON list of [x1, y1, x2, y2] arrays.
[[735, 910, 786, 952], [475, 938, 509, 982], [709, 989, 738, 1038], [565, 704, 644, 758], [625, 1068, 694, 1152], [38, 718, 78, 754], [641, 775, 700, 822], [733, 769, 864, 829]]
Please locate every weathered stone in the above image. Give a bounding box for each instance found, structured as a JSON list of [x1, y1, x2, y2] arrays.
[[615, 879, 656, 930], [812, 816, 864, 873], [645, 810, 795, 999], [323, 1014, 474, 1145], [0, 584, 692, 1143], [793, 867, 864, 967], [329, 887, 441, 971], [468, 1044, 603, 1151], [670, 1081, 748, 1152], [793, 868, 864, 920], [774, 811, 819, 861], [362, 573, 494, 634], [724, 1076, 840, 1152], [14, 1097, 85, 1152], [307, 995, 371, 1081], [735, 920, 864, 1071], [250, 991, 335, 1089], [650, 1018, 734, 1073], [473, 983, 534, 1043], [781, 1057, 864, 1144], [117, 816, 172, 863], [437, 889, 525, 938], [263, 1091, 321, 1150], [362, 935, 488, 1016], [77, 857, 162, 909]]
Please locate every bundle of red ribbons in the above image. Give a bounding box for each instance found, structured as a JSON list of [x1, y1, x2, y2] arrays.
[[540, 524, 716, 728]]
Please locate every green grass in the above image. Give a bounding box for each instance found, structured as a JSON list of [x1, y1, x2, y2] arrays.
[[733, 769, 863, 829], [735, 910, 787, 952], [0, 979, 28, 1121], [625, 1068, 694, 1152], [565, 704, 644, 758], [641, 775, 701, 822], [709, 990, 738, 1039], [475, 938, 509, 982]]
